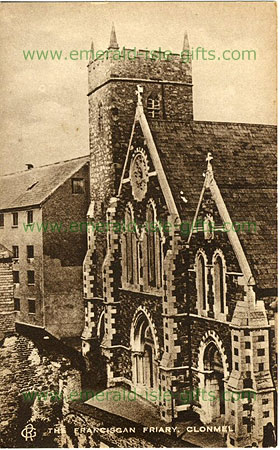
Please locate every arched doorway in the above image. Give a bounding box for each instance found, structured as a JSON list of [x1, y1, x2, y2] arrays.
[[203, 342, 225, 420], [131, 310, 159, 398], [197, 332, 229, 425]]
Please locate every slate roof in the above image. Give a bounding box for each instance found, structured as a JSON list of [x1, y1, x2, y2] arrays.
[[0, 155, 89, 211], [149, 120, 277, 290]]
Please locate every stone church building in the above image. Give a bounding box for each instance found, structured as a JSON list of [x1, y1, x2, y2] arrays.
[[82, 27, 277, 447]]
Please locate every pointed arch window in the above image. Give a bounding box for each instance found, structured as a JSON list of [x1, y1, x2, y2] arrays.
[[147, 95, 160, 119], [146, 205, 156, 287], [196, 252, 207, 313], [146, 203, 162, 289], [122, 205, 138, 287], [125, 207, 134, 284], [212, 251, 227, 318]]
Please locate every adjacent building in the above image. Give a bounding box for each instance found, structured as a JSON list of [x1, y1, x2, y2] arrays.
[[0, 156, 90, 339], [82, 27, 277, 447], [0, 244, 14, 340]]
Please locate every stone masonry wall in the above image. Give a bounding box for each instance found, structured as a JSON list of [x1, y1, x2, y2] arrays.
[[0, 332, 82, 448], [0, 258, 14, 340], [42, 163, 90, 339]]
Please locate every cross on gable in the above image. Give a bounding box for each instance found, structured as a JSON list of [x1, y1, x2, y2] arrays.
[[136, 84, 144, 106], [206, 152, 214, 175], [206, 152, 213, 164]]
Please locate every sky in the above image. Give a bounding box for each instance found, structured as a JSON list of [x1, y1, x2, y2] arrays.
[[0, 2, 277, 175]]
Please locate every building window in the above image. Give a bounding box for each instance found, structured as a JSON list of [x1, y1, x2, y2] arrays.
[[145, 203, 162, 289], [243, 378, 252, 389], [12, 212, 18, 227], [28, 299, 36, 314], [13, 271, 19, 284], [259, 363, 264, 371], [234, 335, 238, 342], [146, 204, 156, 287], [27, 210, 33, 224], [245, 342, 251, 349], [234, 348, 239, 356], [196, 252, 207, 312], [258, 349, 265, 356], [72, 178, 85, 194], [246, 356, 251, 363], [258, 335, 265, 342], [0, 213, 4, 227], [27, 245, 34, 259], [147, 95, 160, 118], [262, 398, 269, 405], [235, 362, 239, 370], [12, 246, 19, 259], [213, 251, 226, 317], [27, 270, 35, 285], [14, 298, 20, 311], [122, 205, 138, 286], [125, 207, 135, 284], [263, 411, 269, 418]]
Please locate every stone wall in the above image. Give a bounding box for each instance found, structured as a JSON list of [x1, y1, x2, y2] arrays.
[[0, 331, 82, 448], [0, 255, 14, 340], [42, 163, 90, 339]]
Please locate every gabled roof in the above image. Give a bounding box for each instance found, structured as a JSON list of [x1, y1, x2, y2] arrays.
[[147, 119, 277, 290], [0, 155, 89, 211]]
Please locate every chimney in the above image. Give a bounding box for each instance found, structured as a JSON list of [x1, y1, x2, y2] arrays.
[[26, 164, 34, 170]]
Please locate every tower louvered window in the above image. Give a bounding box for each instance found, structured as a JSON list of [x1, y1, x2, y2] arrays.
[[147, 96, 160, 118]]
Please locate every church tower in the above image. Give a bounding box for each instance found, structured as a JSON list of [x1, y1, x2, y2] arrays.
[[82, 26, 193, 355], [87, 25, 193, 213]]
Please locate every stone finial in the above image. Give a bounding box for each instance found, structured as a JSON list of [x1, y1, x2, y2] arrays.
[[108, 23, 119, 50], [182, 30, 190, 51]]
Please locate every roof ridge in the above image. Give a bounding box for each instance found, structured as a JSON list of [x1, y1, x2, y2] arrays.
[[1, 154, 89, 178], [193, 120, 277, 128], [148, 119, 277, 128]]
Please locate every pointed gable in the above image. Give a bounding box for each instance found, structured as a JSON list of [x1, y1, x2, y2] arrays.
[[118, 96, 276, 291]]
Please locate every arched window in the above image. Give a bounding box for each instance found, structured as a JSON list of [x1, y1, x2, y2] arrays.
[[145, 203, 162, 289], [146, 205, 156, 287], [97, 311, 105, 342], [213, 252, 226, 317], [147, 95, 160, 119], [155, 229, 162, 289], [196, 252, 207, 313], [124, 208, 134, 284], [122, 205, 137, 286]]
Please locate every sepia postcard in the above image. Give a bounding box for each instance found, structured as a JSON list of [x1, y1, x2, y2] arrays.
[[0, 1, 277, 448]]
